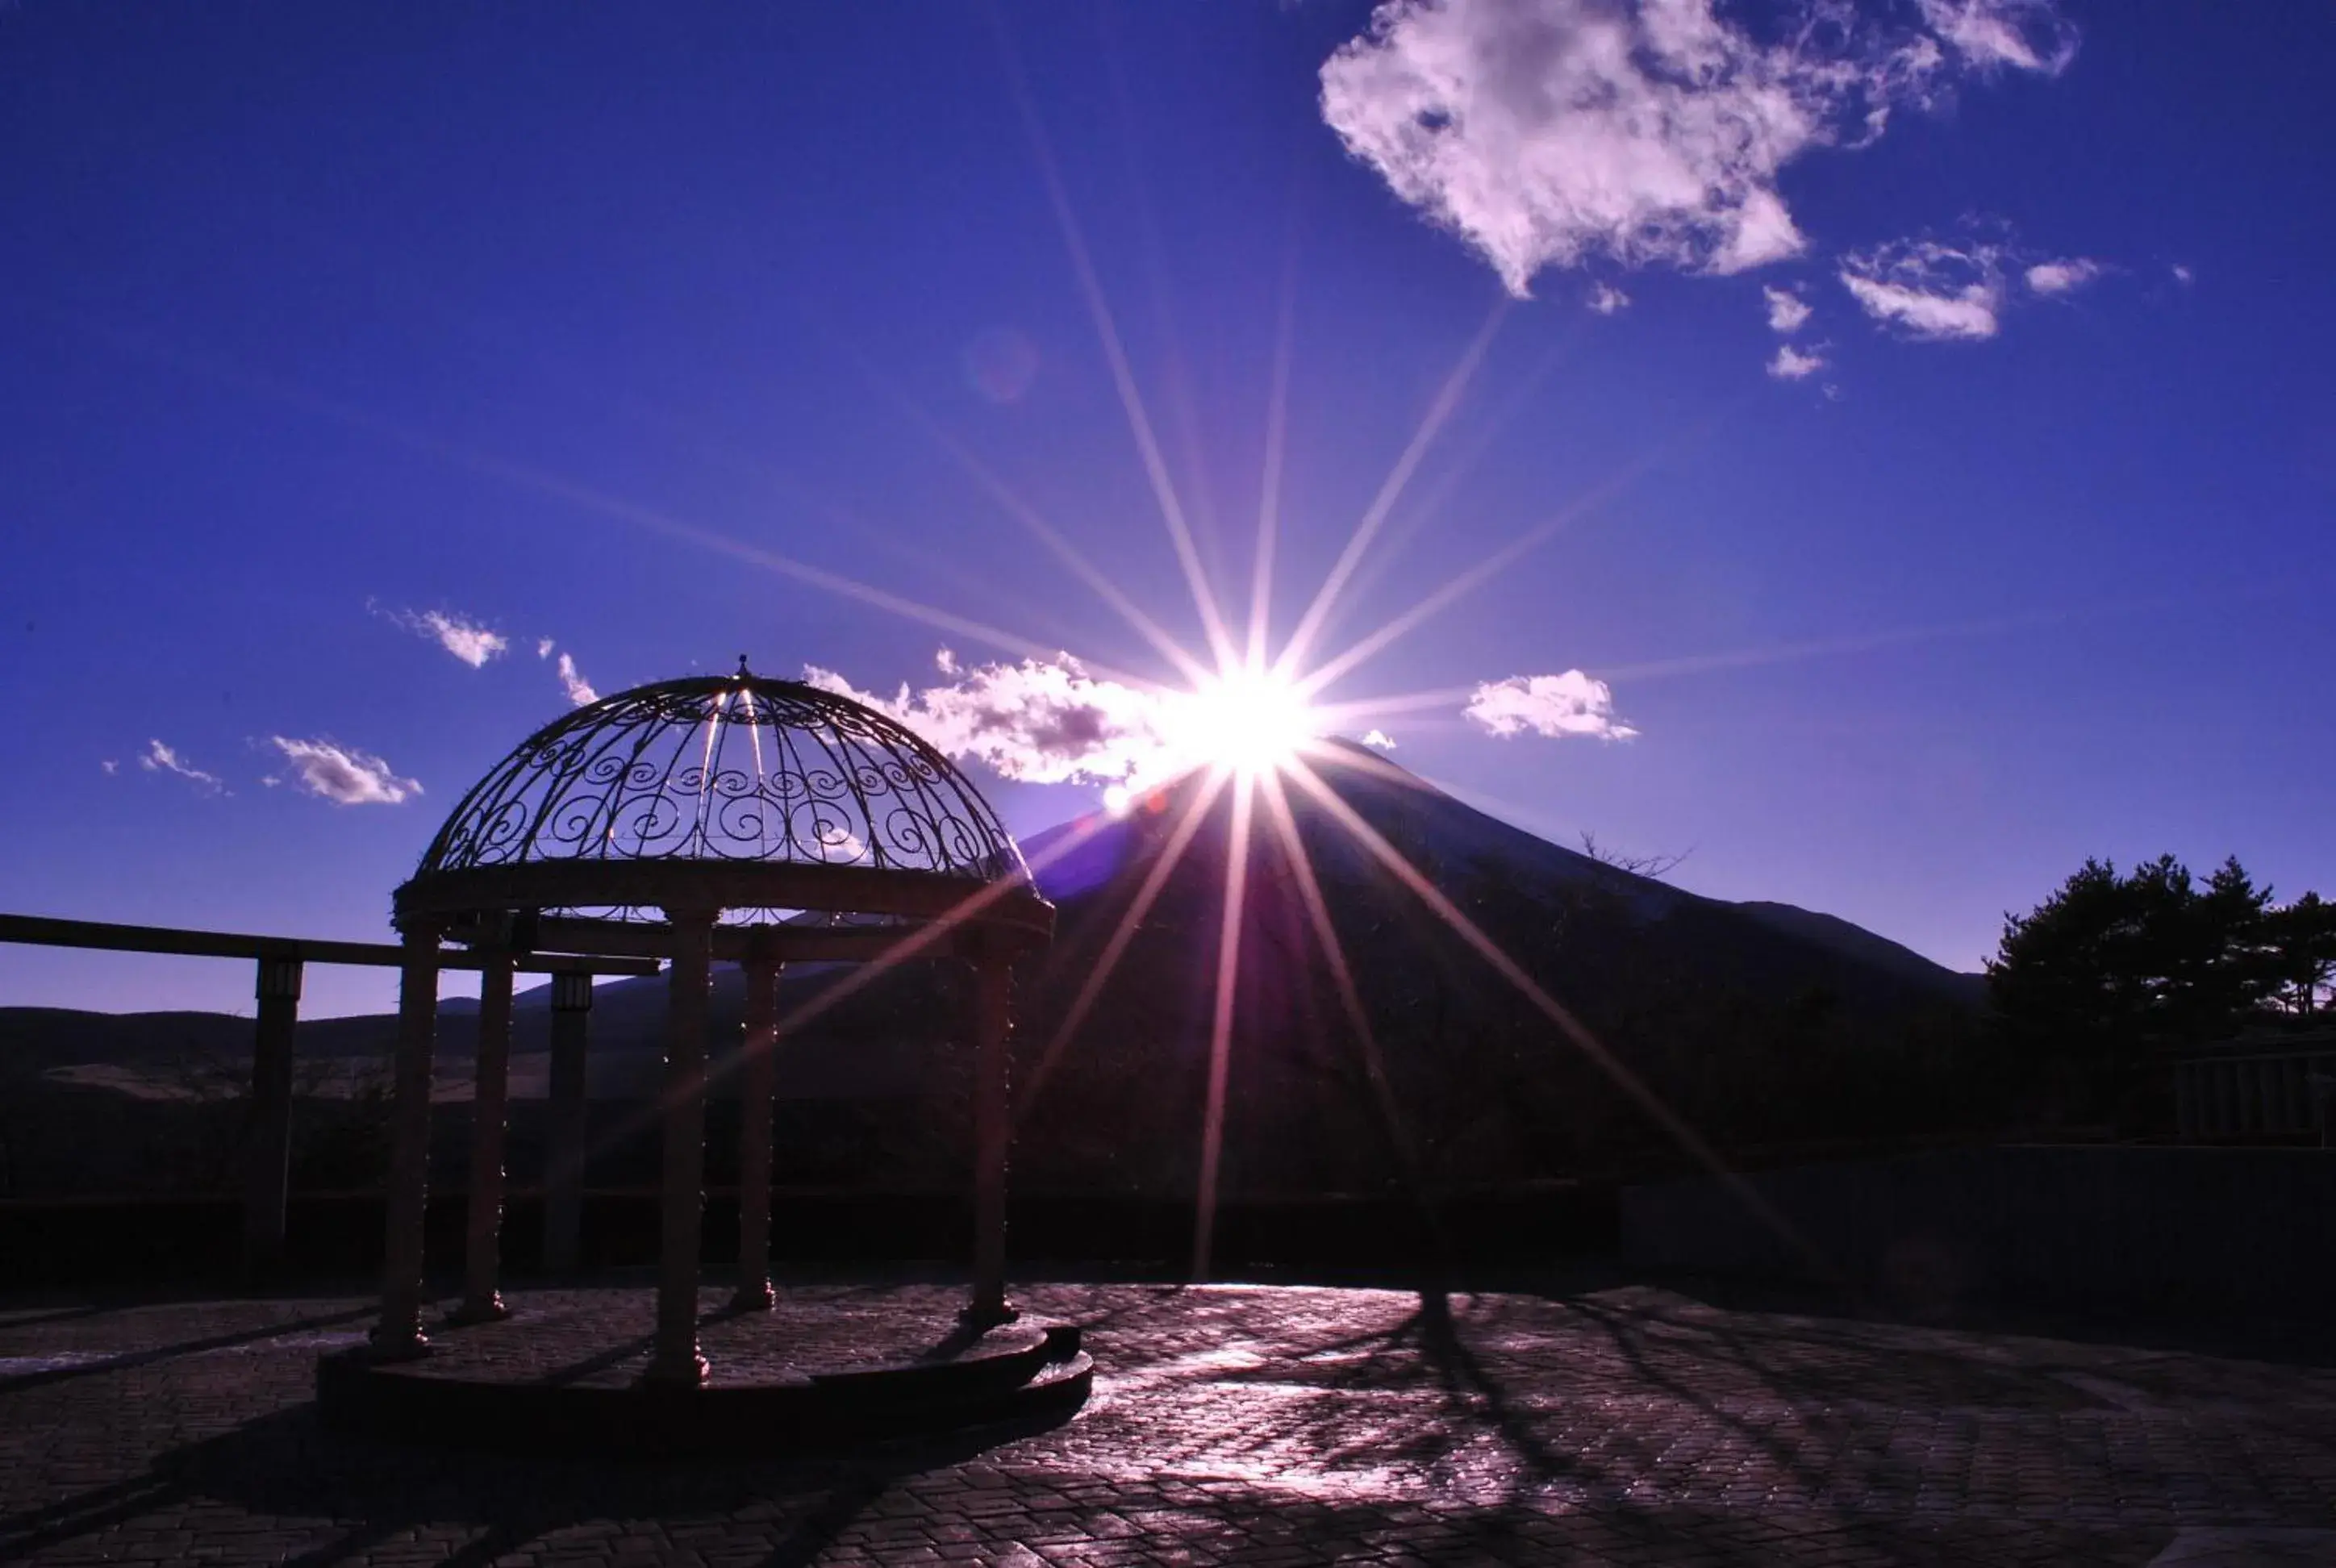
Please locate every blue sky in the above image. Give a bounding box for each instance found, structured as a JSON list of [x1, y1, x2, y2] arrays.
[[2, 1, 2330, 1018]]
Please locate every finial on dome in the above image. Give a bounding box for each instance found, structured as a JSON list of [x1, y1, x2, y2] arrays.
[[736, 654, 752, 679]]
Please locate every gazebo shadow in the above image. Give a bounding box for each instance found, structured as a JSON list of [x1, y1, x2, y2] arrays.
[[2, 1391, 1085, 1568], [11, 1394, 1875, 1568], [0, 1305, 373, 1394]]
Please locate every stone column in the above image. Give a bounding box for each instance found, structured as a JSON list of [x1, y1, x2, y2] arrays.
[[966, 943, 1016, 1326], [543, 971, 594, 1275], [732, 952, 782, 1312], [451, 951, 516, 1324], [375, 923, 443, 1359], [241, 953, 303, 1276], [642, 907, 716, 1387]]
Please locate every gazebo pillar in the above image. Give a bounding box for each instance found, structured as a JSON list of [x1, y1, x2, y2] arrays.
[[732, 949, 783, 1312], [375, 922, 444, 1359], [241, 953, 304, 1276], [542, 971, 594, 1274], [965, 940, 1017, 1327], [452, 951, 517, 1324], [643, 905, 717, 1387]]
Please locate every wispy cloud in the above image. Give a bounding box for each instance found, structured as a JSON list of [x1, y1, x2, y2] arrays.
[[536, 636, 556, 660], [1842, 233, 2120, 339], [376, 603, 508, 668], [1767, 343, 1826, 380], [1463, 671, 1637, 740], [1586, 281, 1630, 315], [1318, 0, 2077, 297], [807, 654, 1170, 786], [99, 758, 119, 776], [139, 739, 223, 794], [1763, 286, 1812, 334], [1361, 729, 1399, 751], [1839, 238, 2007, 340], [1917, 0, 2079, 75], [266, 737, 420, 806], [555, 652, 598, 707], [2024, 256, 2102, 295]]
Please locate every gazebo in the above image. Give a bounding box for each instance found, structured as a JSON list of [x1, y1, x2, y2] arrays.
[[369, 661, 1054, 1388]]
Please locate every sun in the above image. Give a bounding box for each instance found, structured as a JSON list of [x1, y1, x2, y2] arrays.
[[1170, 665, 1319, 781]]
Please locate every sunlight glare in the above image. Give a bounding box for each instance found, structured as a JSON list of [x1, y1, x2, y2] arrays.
[[1171, 667, 1317, 778]]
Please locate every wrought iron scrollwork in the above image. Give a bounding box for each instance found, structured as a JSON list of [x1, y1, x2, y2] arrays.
[[415, 675, 1026, 889]]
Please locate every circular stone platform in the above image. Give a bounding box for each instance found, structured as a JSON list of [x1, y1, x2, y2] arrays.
[[317, 1285, 1092, 1457]]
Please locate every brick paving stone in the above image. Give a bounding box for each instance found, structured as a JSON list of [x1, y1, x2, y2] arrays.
[[2, 1282, 2334, 1563]]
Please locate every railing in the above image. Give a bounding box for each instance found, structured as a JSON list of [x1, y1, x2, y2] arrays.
[[2173, 1045, 2336, 1143], [0, 912, 656, 1274]]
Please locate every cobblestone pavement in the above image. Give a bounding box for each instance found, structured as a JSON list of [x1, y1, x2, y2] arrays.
[[3, 1279, 2334, 1565], [346, 1287, 1049, 1388]]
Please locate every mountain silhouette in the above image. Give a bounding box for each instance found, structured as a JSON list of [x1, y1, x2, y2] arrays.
[[998, 740, 1984, 1191]]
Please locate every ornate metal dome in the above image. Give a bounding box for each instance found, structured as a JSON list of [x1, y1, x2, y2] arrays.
[[395, 665, 1046, 939]]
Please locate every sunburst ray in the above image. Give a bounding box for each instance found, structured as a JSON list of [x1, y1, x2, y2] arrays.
[[987, 9, 1240, 670], [1296, 409, 1733, 702], [585, 811, 1120, 1167], [1311, 320, 1585, 635], [1274, 296, 1511, 682], [58, 313, 1102, 682], [1255, 772, 1432, 1201], [1248, 208, 1304, 670], [1016, 769, 1233, 1121], [1189, 773, 1257, 1280], [1281, 755, 1836, 1280], [836, 348, 1214, 690]]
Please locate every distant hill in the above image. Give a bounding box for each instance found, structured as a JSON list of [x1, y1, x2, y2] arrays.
[[0, 962, 932, 1104]]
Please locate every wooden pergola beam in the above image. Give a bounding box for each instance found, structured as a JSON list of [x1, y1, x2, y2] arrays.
[[0, 914, 657, 975]]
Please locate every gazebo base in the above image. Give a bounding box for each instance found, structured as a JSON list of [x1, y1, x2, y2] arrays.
[[316, 1285, 1092, 1457]]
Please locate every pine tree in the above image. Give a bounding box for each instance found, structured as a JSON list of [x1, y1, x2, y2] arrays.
[[1987, 854, 2287, 1124], [2265, 890, 2336, 1015]]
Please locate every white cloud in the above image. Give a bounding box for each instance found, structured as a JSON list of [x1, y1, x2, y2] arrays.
[[1838, 239, 2005, 340], [139, 739, 223, 794], [1586, 281, 1630, 315], [1917, 0, 2079, 75], [1361, 729, 1399, 750], [99, 758, 118, 776], [1767, 343, 1826, 379], [556, 653, 598, 707], [378, 603, 508, 668], [1463, 671, 1637, 740], [2171, 263, 2194, 286], [266, 737, 420, 806], [1318, 0, 2076, 297], [806, 654, 1173, 786], [2024, 256, 2101, 295], [1763, 285, 1812, 333], [935, 647, 960, 677], [536, 637, 556, 659]]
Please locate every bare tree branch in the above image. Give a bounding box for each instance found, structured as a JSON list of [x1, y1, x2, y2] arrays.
[[1578, 832, 1692, 881]]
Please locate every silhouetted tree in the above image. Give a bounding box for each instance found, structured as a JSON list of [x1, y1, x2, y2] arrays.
[[2265, 890, 2336, 1015], [1988, 854, 2288, 1125]]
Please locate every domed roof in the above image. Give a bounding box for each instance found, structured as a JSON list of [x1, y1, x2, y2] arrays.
[[397, 668, 1041, 936]]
